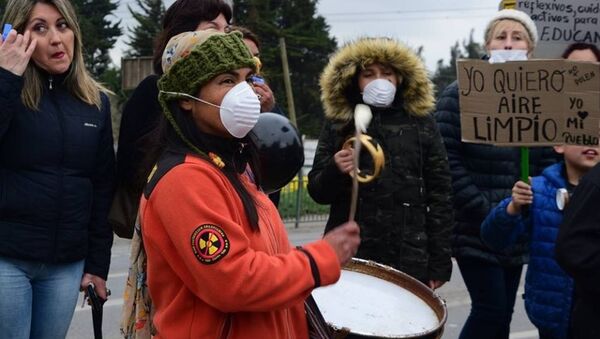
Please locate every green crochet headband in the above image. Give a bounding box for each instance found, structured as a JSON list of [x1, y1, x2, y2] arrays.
[[157, 30, 258, 156]]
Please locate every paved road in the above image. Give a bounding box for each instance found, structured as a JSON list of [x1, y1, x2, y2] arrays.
[[68, 222, 537, 339]]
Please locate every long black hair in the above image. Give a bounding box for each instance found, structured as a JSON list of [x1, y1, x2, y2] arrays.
[[142, 101, 262, 230]]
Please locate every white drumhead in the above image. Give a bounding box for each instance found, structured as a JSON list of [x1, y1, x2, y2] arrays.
[[312, 270, 439, 337]]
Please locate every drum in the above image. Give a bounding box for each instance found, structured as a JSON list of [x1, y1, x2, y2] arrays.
[[311, 258, 447, 339]]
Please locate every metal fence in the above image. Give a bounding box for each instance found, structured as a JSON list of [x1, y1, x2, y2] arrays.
[[277, 171, 328, 227]]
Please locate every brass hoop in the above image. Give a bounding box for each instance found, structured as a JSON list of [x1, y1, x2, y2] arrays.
[[342, 134, 385, 183]]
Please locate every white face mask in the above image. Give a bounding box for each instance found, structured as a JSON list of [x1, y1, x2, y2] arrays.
[[162, 81, 261, 138], [488, 49, 528, 64], [362, 79, 397, 107]]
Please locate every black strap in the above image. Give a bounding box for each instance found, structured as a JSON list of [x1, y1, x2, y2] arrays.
[[296, 246, 321, 288], [144, 151, 187, 198]]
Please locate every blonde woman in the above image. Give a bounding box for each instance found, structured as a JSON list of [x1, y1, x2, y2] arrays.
[[434, 9, 559, 339], [0, 0, 114, 337]]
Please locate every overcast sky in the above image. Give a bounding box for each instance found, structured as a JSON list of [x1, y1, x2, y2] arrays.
[[109, 0, 501, 73]]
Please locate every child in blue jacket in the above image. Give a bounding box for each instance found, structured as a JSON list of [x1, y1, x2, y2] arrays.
[[481, 143, 600, 339]]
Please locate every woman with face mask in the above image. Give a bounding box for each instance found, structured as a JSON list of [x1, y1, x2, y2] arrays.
[[0, 0, 114, 337], [112, 0, 233, 239], [434, 9, 560, 339], [308, 37, 454, 290], [139, 30, 360, 339]]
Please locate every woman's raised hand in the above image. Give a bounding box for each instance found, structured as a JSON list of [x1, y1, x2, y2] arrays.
[[0, 29, 37, 76]]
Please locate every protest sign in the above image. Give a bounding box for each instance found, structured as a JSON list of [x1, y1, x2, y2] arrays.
[[517, 0, 600, 58], [457, 59, 600, 146]]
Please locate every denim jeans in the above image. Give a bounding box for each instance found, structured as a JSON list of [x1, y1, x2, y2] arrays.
[[0, 256, 84, 339], [457, 257, 523, 339]]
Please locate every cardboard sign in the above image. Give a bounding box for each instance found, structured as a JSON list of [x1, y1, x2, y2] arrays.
[[517, 0, 600, 58], [457, 59, 600, 146]]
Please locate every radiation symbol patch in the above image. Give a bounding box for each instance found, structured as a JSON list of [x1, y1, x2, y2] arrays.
[[191, 224, 229, 264]]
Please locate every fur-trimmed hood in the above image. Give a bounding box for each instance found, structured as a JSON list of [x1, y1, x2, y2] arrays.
[[320, 37, 435, 121]]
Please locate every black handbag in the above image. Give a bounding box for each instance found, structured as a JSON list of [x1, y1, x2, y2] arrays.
[[107, 185, 138, 239]]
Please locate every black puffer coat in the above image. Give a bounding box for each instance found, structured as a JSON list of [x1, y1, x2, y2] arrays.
[[434, 81, 559, 266], [308, 38, 454, 282]]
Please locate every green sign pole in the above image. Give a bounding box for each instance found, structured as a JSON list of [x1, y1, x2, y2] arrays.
[[520, 146, 530, 182]]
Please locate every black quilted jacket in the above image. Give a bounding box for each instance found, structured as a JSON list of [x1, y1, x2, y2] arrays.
[[0, 68, 115, 279]]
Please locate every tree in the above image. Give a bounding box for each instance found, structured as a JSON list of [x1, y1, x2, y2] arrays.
[[233, 0, 337, 137], [431, 30, 484, 99], [125, 0, 165, 57], [72, 0, 121, 78]]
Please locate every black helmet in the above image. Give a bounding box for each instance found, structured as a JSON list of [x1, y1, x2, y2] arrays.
[[248, 113, 304, 194]]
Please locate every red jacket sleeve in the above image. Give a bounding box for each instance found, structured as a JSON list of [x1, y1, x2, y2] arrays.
[[142, 162, 340, 313]]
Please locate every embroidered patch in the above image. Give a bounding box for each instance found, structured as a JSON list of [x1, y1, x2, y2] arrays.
[[191, 224, 229, 264]]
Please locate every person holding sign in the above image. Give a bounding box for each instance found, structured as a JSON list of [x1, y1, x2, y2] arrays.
[[309, 37, 454, 289], [480, 43, 600, 339], [434, 9, 560, 339], [481, 136, 600, 339]]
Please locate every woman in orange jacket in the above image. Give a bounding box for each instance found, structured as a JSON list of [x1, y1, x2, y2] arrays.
[[139, 29, 360, 339]]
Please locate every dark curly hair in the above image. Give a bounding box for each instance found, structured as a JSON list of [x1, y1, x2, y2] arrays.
[[152, 0, 233, 74]]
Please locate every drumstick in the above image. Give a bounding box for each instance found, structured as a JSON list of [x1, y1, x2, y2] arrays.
[[348, 104, 372, 221], [348, 130, 361, 221]]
